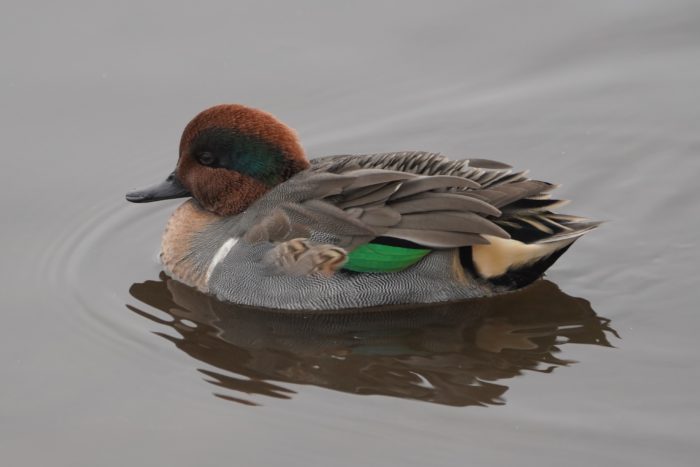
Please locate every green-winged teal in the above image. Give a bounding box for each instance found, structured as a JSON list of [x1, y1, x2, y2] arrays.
[[126, 104, 598, 310]]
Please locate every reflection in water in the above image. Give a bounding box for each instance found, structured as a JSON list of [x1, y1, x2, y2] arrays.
[[127, 277, 617, 407]]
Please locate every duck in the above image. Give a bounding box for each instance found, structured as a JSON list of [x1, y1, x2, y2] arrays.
[[126, 104, 599, 311]]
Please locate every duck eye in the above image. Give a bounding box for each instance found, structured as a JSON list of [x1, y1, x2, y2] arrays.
[[197, 152, 216, 166]]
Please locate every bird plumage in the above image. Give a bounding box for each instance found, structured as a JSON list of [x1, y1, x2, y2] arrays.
[[126, 105, 599, 310]]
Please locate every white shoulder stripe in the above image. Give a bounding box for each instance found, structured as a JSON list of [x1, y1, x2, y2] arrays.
[[205, 237, 238, 284]]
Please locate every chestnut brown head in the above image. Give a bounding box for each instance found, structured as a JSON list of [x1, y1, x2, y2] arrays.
[[126, 104, 309, 216]]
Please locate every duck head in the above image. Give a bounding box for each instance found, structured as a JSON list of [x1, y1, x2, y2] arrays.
[[126, 104, 309, 215]]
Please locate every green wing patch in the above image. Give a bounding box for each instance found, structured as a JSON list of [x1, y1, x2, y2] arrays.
[[343, 243, 431, 273]]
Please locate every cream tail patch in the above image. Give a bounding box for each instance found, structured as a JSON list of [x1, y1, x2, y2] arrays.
[[472, 234, 573, 279], [205, 237, 239, 285]]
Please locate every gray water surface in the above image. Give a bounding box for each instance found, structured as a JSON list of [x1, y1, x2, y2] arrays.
[[2, 1, 699, 466]]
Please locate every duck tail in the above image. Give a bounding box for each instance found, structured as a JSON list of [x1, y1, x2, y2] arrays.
[[460, 210, 601, 289]]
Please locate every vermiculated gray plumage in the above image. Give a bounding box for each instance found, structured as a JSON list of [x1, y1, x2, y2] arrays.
[[175, 151, 600, 309]]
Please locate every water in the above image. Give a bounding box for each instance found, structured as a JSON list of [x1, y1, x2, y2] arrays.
[[2, 1, 699, 465]]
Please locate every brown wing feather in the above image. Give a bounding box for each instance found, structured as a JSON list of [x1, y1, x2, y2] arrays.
[[250, 152, 597, 250]]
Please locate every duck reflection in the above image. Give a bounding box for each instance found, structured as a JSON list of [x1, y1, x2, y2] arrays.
[[127, 277, 617, 406]]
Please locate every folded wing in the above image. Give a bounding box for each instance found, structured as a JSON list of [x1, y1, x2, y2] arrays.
[[248, 152, 598, 260]]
